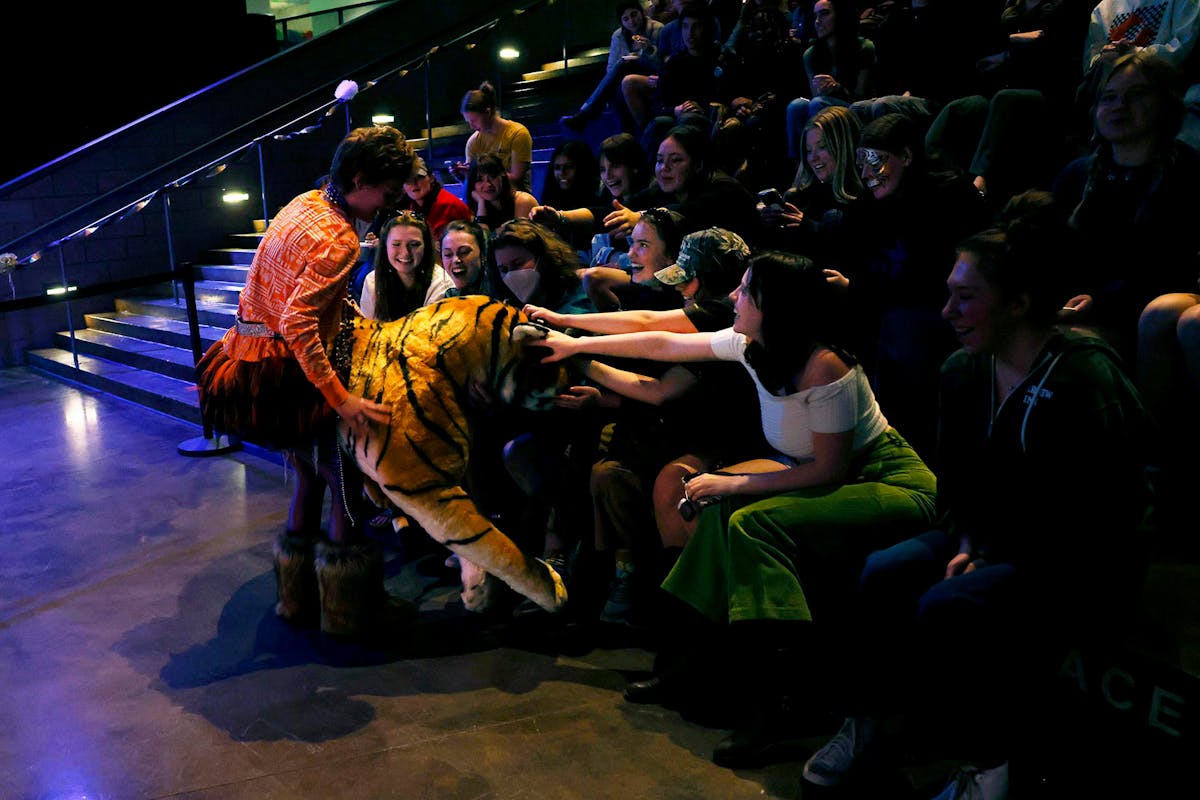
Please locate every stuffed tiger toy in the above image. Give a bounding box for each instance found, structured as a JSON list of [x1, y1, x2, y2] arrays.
[[334, 295, 569, 614]]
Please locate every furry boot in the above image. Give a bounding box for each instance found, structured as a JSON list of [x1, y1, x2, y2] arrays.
[[273, 530, 320, 627], [314, 539, 386, 637]]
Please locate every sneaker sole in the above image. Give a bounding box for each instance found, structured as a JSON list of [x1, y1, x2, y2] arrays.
[[801, 763, 844, 787]]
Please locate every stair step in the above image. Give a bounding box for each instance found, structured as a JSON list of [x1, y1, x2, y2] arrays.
[[26, 348, 201, 425], [194, 264, 250, 283], [525, 52, 608, 81], [205, 247, 258, 265], [112, 296, 238, 329], [183, 280, 244, 306], [53, 328, 206, 381], [227, 232, 264, 247], [85, 309, 229, 349], [536, 48, 609, 72]]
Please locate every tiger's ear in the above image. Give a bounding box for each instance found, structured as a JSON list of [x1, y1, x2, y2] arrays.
[[511, 321, 551, 346]]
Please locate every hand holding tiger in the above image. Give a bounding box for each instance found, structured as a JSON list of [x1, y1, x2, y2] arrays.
[[336, 393, 391, 439], [521, 303, 563, 328], [534, 328, 581, 363]]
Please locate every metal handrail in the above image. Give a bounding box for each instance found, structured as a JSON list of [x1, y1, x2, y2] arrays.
[[1, 0, 590, 397], [1, 0, 563, 269]]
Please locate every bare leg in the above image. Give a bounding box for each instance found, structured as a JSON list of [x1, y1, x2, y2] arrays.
[[652, 454, 712, 549], [1137, 293, 1200, 432], [285, 449, 327, 533]]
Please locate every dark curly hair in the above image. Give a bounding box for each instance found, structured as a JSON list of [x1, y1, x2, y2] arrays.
[[329, 125, 415, 194]]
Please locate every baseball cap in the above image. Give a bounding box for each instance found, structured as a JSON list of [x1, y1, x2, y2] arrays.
[[654, 227, 750, 286], [407, 156, 430, 181]]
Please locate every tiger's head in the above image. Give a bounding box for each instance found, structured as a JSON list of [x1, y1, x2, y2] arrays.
[[503, 320, 569, 411], [351, 296, 569, 412]]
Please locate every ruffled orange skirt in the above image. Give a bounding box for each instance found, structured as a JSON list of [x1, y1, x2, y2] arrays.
[[195, 339, 334, 450]]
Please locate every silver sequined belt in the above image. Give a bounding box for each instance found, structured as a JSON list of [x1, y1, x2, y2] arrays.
[[235, 317, 284, 341]]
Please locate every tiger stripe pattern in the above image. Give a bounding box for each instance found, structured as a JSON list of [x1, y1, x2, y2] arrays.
[[337, 295, 568, 613]]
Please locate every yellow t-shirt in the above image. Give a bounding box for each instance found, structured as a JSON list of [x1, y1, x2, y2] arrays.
[[465, 118, 534, 192]]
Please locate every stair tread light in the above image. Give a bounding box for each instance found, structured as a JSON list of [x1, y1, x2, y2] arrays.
[[499, 46, 520, 60], [223, 191, 251, 203]]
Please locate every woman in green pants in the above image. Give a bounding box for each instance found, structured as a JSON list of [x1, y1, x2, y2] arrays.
[[536, 249, 938, 762]]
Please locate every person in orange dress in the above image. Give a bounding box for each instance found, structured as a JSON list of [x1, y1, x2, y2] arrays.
[[197, 125, 416, 636]]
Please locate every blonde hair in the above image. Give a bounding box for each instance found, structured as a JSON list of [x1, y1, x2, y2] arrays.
[[791, 105, 863, 204]]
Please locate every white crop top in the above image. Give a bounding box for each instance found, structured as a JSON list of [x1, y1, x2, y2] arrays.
[[709, 327, 889, 459]]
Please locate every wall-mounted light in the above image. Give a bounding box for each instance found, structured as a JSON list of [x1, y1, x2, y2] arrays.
[[499, 46, 520, 60], [222, 191, 250, 204], [46, 285, 78, 296], [372, 113, 395, 125]]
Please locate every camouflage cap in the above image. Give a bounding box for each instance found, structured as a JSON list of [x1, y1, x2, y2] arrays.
[[654, 227, 750, 286]]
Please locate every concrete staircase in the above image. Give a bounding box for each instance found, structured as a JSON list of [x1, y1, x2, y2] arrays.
[[25, 239, 257, 425]]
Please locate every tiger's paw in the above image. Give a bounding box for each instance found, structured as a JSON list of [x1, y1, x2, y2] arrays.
[[459, 557, 498, 612], [533, 557, 570, 613]]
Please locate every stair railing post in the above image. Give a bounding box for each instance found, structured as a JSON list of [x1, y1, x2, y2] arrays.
[[163, 190, 180, 305], [58, 248, 79, 370], [257, 140, 270, 232], [177, 259, 241, 457]]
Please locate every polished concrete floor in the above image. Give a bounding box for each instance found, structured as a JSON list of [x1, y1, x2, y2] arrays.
[[2, 365, 1196, 800], [0, 366, 827, 800]]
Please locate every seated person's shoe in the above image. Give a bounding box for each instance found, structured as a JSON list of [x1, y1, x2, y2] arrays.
[[624, 675, 674, 704], [802, 716, 875, 787], [559, 109, 592, 131]]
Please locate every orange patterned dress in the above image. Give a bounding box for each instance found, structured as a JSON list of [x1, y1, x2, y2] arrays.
[[196, 189, 361, 448]]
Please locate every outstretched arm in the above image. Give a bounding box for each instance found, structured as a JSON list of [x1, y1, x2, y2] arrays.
[[523, 303, 698, 334], [537, 328, 717, 364]]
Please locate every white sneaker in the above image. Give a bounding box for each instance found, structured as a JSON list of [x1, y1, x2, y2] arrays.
[[930, 762, 1009, 800], [802, 716, 874, 787]]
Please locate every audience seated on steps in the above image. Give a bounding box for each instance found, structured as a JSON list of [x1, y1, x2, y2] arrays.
[[530, 133, 653, 270], [533, 249, 938, 763], [560, 0, 665, 133], [526, 223, 765, 628], [803, 190, 1155, 800]]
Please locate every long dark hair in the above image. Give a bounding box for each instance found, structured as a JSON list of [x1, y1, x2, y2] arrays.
[[742, 250, 853, 393], [615, 0, 647, 49], [468, 153, 516, 220], [540, 140, 600, 209], [809, 0, 864, 87], [371, 211, 436, 321]]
